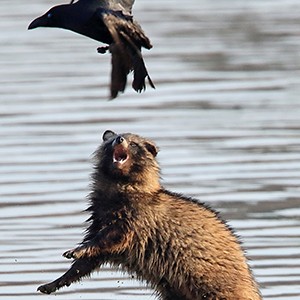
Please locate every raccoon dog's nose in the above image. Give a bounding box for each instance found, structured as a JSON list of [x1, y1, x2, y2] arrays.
[[115, 136, 125, 145]]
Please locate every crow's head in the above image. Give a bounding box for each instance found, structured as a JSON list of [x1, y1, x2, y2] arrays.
[[28, 5, 68, 30]]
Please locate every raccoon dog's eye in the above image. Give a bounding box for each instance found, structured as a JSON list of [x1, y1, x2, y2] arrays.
[[130, 142, 138, 148]]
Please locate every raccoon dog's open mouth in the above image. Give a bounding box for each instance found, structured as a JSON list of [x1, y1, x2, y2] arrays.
[[113, 144, 129, 165]]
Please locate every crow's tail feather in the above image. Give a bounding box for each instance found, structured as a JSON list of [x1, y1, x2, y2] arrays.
[[119, 30, 155, 93], [110, 44, 131, 99], [131, 51, 155, 93]]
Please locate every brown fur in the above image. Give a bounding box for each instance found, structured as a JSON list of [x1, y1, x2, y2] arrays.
[[37, 130, 262, 300]]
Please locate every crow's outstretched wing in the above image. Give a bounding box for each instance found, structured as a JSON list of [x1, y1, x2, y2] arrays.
[[100, 11, 154, 99], [102, 11, 152, 50]]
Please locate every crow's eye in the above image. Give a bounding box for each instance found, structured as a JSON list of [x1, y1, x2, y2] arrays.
[[47, 13, 52, 18]]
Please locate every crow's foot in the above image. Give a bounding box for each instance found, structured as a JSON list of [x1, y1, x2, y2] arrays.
[[97, 46, 109, 54]]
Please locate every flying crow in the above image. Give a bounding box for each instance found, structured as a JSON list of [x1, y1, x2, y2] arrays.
[[28, 0, 155, 99]]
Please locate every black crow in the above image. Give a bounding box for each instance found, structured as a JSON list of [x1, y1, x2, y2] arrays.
[[28, 0, 155, 99]]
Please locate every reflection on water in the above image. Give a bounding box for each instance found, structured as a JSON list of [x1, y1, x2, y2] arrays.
[[1, 0, 300, 299]]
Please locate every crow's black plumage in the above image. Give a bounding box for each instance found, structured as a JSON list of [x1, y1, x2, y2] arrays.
[[28, 0, 154, 99]]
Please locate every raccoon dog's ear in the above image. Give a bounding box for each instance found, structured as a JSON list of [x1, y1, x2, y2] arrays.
[[103, 130, 117, 141], [145, 142, 158, 157]]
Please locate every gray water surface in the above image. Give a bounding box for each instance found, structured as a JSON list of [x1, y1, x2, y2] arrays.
[[1, 0, 300, 299]]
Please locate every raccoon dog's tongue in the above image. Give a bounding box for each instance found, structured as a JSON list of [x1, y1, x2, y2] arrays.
[[113, 143, 128, 164]]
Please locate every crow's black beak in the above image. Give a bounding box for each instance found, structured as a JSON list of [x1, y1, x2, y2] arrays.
[[28, 16, 46, 30]]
